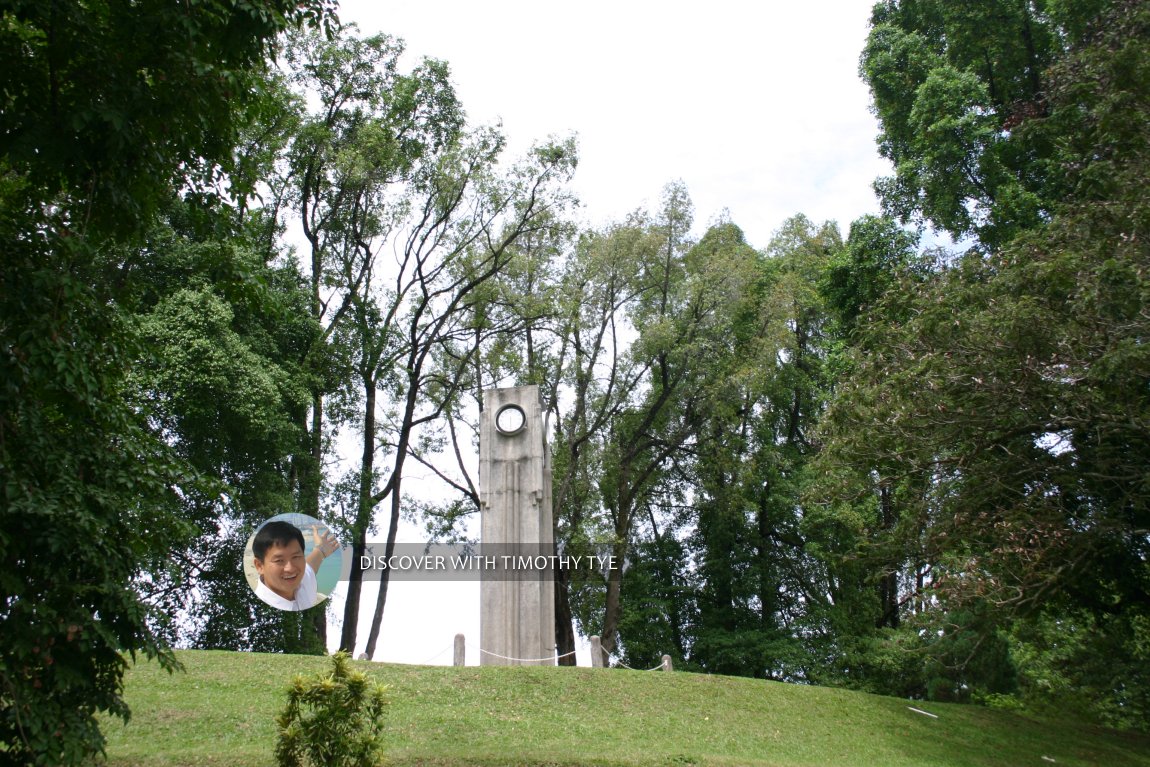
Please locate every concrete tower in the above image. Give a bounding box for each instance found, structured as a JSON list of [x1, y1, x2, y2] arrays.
[[479, 385, 555, 665]]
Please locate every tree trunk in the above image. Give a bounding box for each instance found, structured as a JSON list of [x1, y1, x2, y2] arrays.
[[297, 393, 324, 517], [877, 482, 900, 629], [364, 375, 420, 658], [598, 532, 628, 665], [339, 373, 377, 654], [554, 560, 577, 665], [363, 486, 402, 658]]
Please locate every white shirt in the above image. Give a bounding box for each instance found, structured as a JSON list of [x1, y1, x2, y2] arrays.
[[256, 563, 319, 611]]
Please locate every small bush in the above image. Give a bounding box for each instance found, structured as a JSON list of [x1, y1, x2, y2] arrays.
[[274, 652, 388, 767]]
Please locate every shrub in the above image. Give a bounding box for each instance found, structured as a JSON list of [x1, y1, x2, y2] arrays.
[[274, 652, 388, 767]]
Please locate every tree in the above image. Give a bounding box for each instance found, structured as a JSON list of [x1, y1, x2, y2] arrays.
[[662, 221, 776, 677], [820, 214, 921, 340], [663, 216, 840, 680], [274, 26, 577, 657], [126, 199, 324, 654], [593, 183, 706, 665], [427, 212, 658, 664], [357, 134, 577, 658], [276, 27, 464, 655], [817, 0, 1150, 724], [861, 0, 1096, 247], [0, 1, 333, 761]]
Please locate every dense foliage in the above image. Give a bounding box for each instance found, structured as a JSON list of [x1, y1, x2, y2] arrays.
[[0, 1, 333, 762], [811, 0, 1150, 726]]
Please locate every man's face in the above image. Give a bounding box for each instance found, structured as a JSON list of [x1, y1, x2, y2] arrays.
[[254, 539, 306, 600]]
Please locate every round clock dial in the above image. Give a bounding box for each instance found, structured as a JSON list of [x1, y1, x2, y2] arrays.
[[495, 404, 526, 435]]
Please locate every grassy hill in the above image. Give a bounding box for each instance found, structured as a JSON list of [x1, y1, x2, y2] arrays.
[[102, 650, 1150, 767]]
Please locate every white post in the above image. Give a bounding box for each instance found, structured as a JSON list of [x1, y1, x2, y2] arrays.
[[454, 633, 466, 667], [590, 635, 605, 668]]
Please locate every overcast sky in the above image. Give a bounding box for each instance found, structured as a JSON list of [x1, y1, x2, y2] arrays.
[[337, 0, 889, 246], [323, 0, 890, 664]]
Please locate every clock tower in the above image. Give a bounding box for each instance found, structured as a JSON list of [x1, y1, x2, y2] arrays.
[[479, 385, 556, 665]]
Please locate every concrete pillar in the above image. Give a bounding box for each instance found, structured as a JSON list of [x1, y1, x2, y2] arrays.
[[590, 635, 604, 668], [453, 633, 466, 667], [479, 385, 556, 666]]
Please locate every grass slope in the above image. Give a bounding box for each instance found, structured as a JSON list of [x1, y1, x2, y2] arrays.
[[103, 650, 1150, 767]]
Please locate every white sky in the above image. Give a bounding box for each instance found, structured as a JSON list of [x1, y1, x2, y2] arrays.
[[337, 0, 888, 246], [322, 0, 890, 665]]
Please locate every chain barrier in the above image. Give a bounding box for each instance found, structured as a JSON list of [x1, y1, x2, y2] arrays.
[[415, 643, 456, 666], [394, 636, 668, 669], [478, 647, 577, 664], [607, 653, 667, 671]]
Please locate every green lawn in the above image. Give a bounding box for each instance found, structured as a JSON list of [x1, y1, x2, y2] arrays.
[[102, 650, 1150, 767]]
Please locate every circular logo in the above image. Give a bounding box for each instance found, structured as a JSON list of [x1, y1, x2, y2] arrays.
[[244, 513, 346, 611]]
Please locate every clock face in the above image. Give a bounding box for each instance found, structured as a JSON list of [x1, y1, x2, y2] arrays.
[[495, 404, 526, 435]]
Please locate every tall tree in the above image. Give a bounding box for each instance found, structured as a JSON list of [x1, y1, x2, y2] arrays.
[[817, 0, 1150, 723], [861, 0, 1095, 247], [0, 1, 333, 762], [594, 183, 704, 664], [620, 215, 842, 679], [661, 220, 772, 677], [546, 221, 651, 663], [275, 27, 577, 657], [127, 199, 324, 654], [410, 213, 664, 664], [283, 28, 457, 655], [357, 135, 577, 658]]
